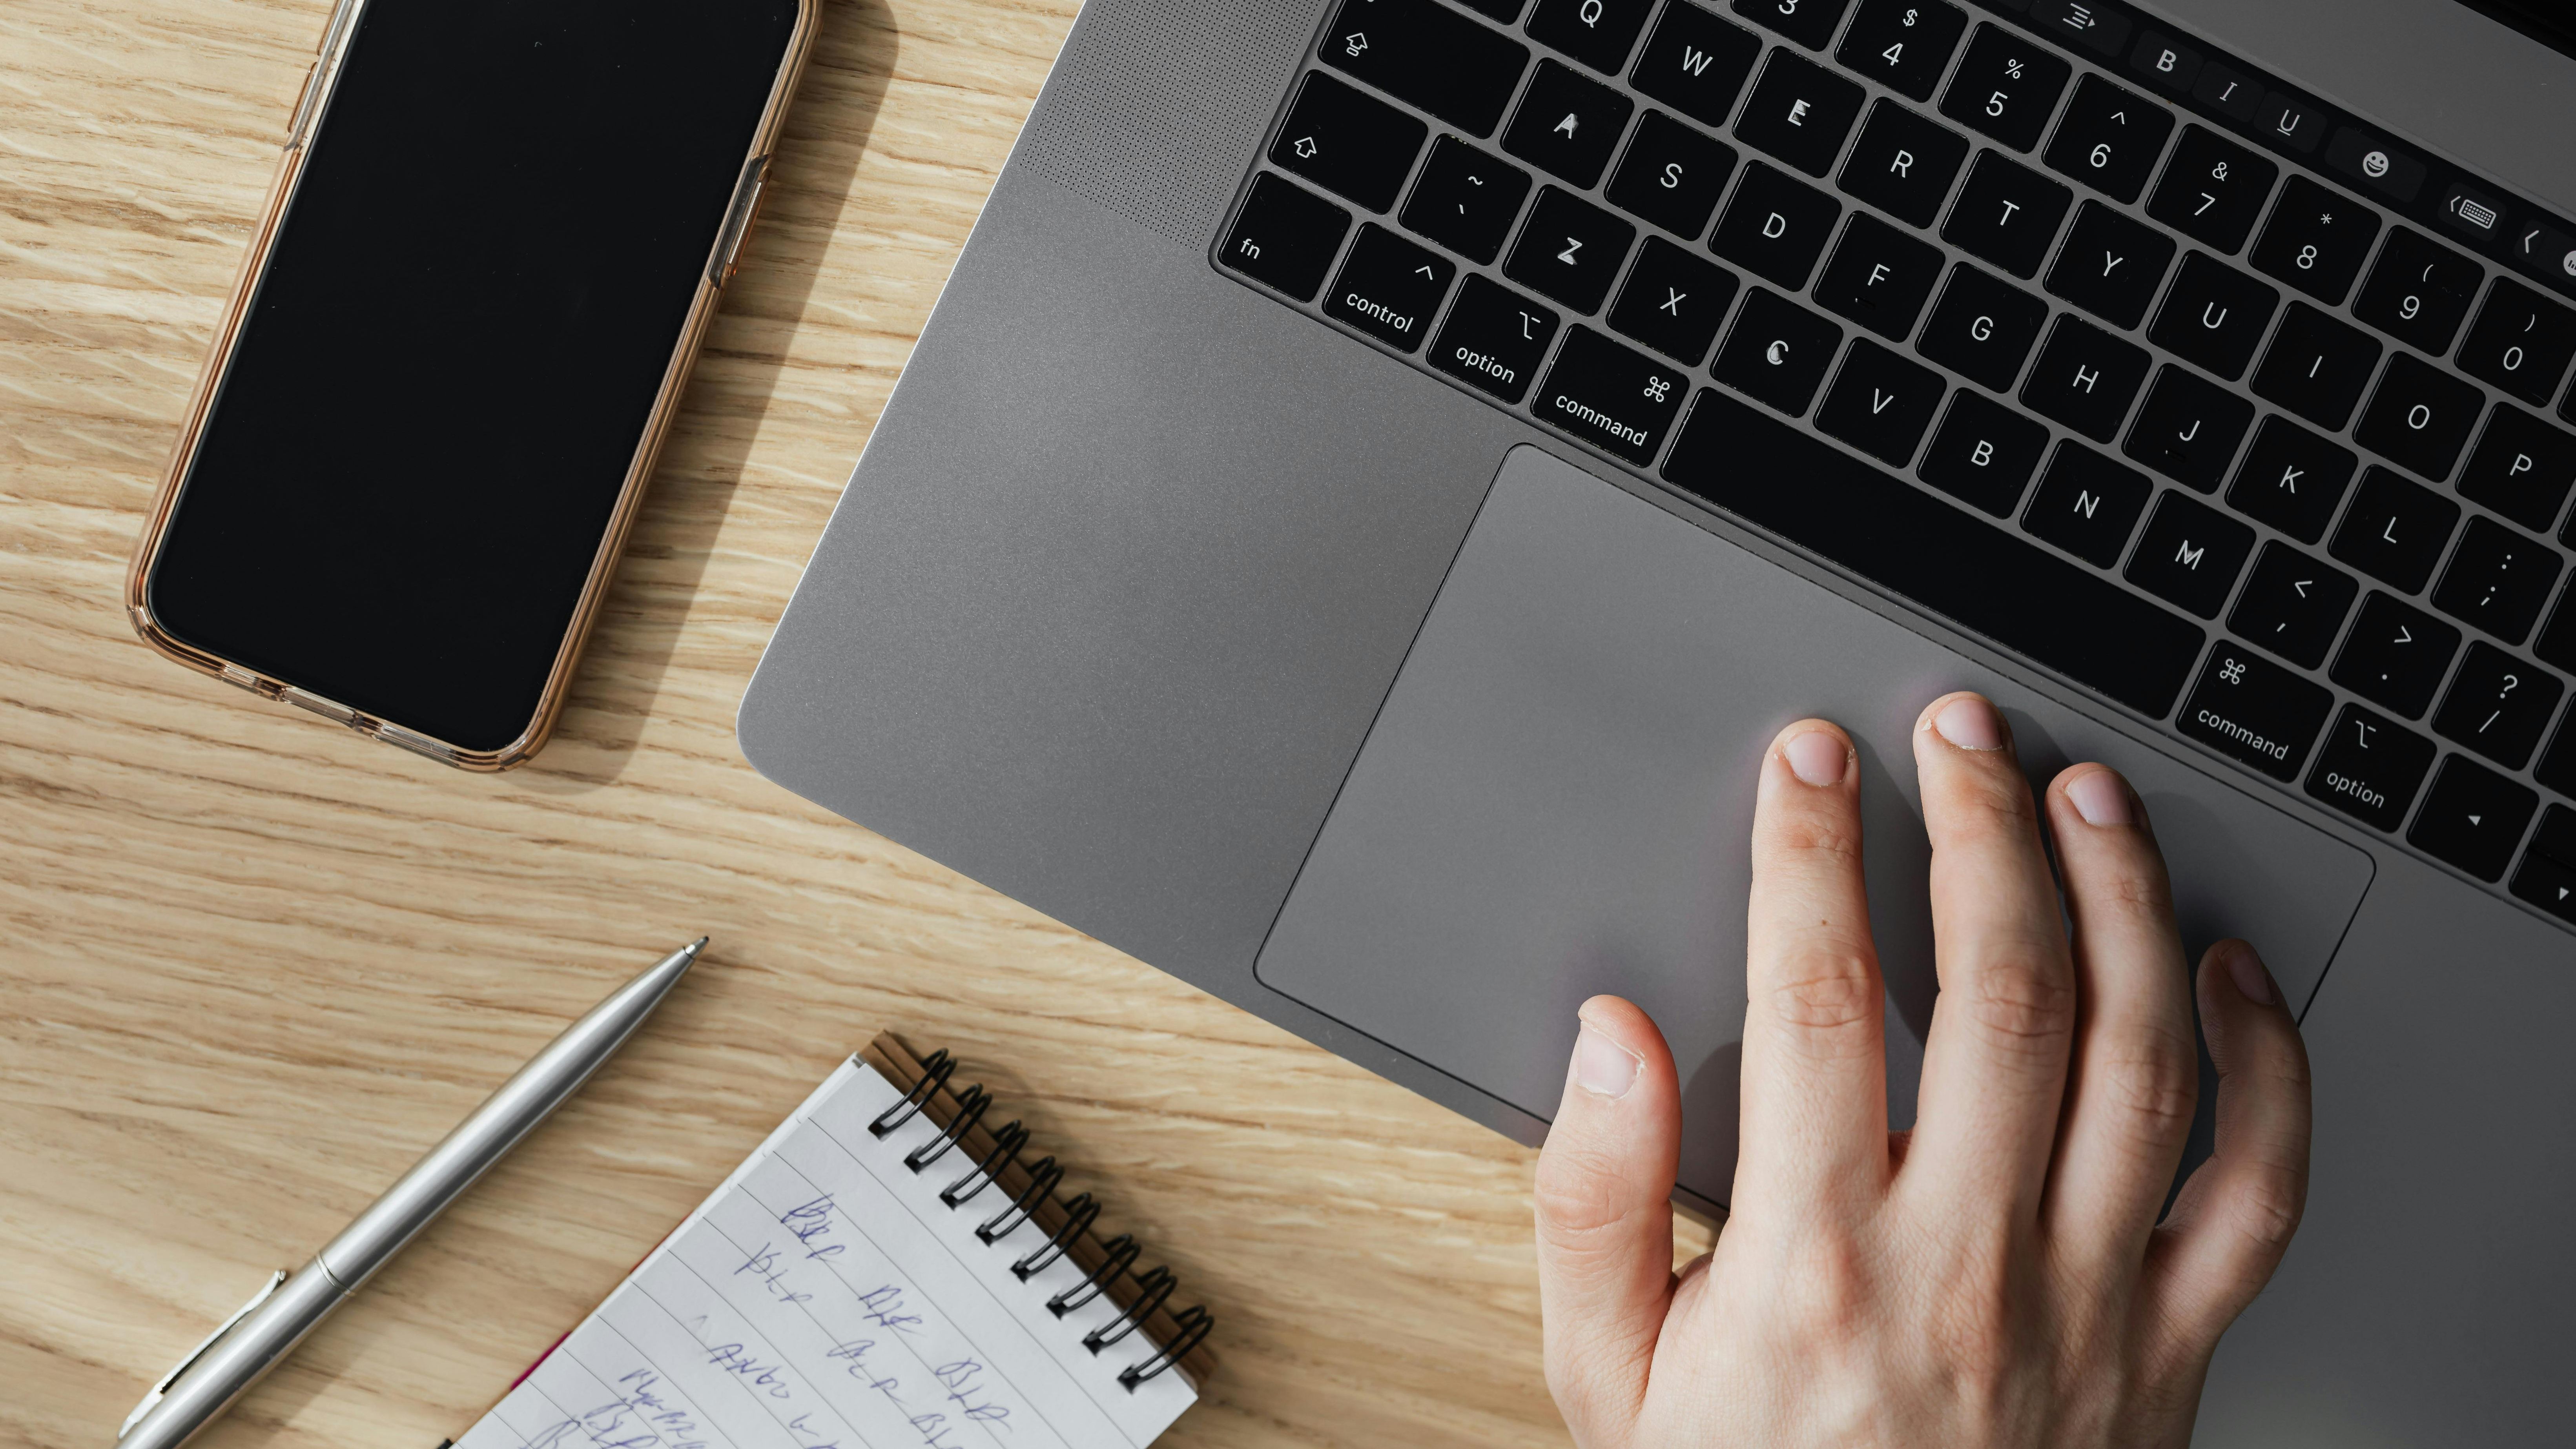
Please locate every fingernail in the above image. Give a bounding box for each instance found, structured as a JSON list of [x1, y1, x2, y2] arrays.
[[2066, 770, 2133, 827], [1573, 1023, 1643, 1100], [1784, 730, 1848, 787], [2226, 943, 2273, 1006], [1932, 694, 2007, 751]]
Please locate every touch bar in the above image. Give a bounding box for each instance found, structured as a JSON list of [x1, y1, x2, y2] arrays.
[[1664, 390, 2206, 717]]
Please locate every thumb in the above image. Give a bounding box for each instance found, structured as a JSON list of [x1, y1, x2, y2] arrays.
[[1535, 995, 1681, 1445]]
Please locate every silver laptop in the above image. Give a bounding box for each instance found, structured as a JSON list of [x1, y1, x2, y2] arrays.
[[738, 0, 2576, 1434]]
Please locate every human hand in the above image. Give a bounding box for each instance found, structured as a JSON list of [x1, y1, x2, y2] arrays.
[[1533, 693, 2312, 1447]]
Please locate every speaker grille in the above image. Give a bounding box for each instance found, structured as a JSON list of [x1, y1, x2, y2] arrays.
[[1019, 0, 1317, 247]]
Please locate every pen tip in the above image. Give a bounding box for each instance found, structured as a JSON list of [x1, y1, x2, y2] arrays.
[[683, 936, 709, 959]]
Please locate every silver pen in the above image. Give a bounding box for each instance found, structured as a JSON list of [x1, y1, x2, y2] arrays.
[[115, 937, 707, 1449]]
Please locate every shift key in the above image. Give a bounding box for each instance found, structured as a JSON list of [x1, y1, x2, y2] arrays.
[[2179, 643, 2332, 780], [1535, 328, 1690, 464]]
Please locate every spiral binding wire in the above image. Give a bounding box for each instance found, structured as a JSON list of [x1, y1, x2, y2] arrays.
[[869, 1048, 953, 1136], [1083, 1265, 1176, 1352], [1013, 1191, 1099, 1279], [977, 1155, 1062, 1242], [942, 1119, 1030, 1207], [1046, 1232, 1139, 1316], [905, 1083, 991, 1171], [1119, 1304, 1213, 1391], [881, 1040, 1212, 1391]]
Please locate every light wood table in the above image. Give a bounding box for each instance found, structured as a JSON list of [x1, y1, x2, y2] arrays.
[[0, 2, 1716, 1445]]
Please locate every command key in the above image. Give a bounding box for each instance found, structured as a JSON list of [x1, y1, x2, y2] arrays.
[[2179, 642, 2332, 781]]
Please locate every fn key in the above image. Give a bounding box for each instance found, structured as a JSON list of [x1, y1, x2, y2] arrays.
[[1220, 173, 1353, 302]]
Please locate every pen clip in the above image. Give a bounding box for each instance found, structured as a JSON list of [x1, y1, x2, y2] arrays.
[[120, 1269, 291, 1436]]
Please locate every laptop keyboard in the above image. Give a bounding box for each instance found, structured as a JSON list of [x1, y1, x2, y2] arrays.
[[1214, 0, 2576, 933]]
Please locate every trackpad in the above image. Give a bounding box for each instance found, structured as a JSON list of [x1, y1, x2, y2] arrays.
[[1253, 446, 2372, 1207]]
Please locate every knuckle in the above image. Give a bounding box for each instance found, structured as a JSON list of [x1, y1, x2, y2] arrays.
[[1533, 1143, 1647, 1243], [1767, 951, 1883, 1038], [1957, 957, 2077, 1053], [1763, 811, 1865, 867], [2095, 1030, 2199, 1140], [2226, 1167, 2306, 1253]]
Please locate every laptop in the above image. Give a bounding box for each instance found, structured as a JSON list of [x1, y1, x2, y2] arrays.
[[738, 0, 2576, 1435]]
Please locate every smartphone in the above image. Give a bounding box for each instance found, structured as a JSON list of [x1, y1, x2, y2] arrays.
[[127, 0, 814, 769]]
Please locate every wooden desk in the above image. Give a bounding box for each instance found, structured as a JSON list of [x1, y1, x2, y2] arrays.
[[0, 1, 1716, 1444]]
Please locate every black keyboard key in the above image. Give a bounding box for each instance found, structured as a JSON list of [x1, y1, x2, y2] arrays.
[[1711, 161, 1842, 288], [1505, 59, 1637, 187], [2433, 516, 2563, 644], [2331, 466, 2462, 594], [1632, 1, 1764, 129], [1838, 100, 1970, 228], [2124, 366, 2254, 492], [1816, 338, 1945, 466], [2190, 61, 2266, 124], [1940, 24, 2071, 153], [1402, 137, 1534, 265], [2307, 704, 2438, 832], [1325, 224, 1456, 350], [1528, 0, 1656, 73], [1221, 173, 1353, 301], [2543, 590, 2576, 675], [1732, 0, 1853, 50], [2249, 175, 2381, 305], [1505, 186, 1638, 312], [1834, 0, 1966, 102], [1942, 150, 2074, 279], [2042, 73, 2173, 204], [1535, 326, 1692, 462], [1813, 214, 1943, 339], [2354, 354, 2485, 483], [2251, 303, 2382, 431], [2516, 816, 2576, 924], [2046, 200, 2177, 330], [1711, 287, 1844, 414], [1272, 73, 1431, 213], [2146, 252, 2281, 381], [2332, 590, 2462, 718], [2353, 227, 2484, 357], [2434, 641, 2565, 770], [2131, 31, 2200, 93], [1606, 111, 1737, 239], [1607, 236, 1741, 363], [2146, 126, 2278, 254], [2409, 756, 2541, 881], [1667, 390, 2204, 714], [1428, 274, 1561, 403], [1920, 389, 2048, 514], [2459, 278, 2576, 407], [1918, 263, 2047, 391], [2230, 541, 2358, 669], [2226, 415, 2355, 543], [2540, 726, 2576, 801], [2126, 490, 2255, 618], [2459, 405, 2576, 534], [1320, 0, 1531, 137], [2023, 441, 2152, 567], [2257, 93, 2328, 156], [2022, 315, 2151, 442], [2180, 644, 2333, 781], [1734, 49, 1865, 176]]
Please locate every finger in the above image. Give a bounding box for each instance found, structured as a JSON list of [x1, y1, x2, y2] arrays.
[[2146, 942, 2313, 1352], [1535, 995, 1681, 1441], [1900, 692, 2078, 1221], [1739, 719, 1889, 1218], [2038, 766, 2198, 1263]]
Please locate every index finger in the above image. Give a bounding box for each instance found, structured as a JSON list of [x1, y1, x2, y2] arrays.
[[1739, 718, 1891, 1218]]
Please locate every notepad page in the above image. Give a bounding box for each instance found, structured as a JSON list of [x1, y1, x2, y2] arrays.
[[450, 1058, 1199, 1449]]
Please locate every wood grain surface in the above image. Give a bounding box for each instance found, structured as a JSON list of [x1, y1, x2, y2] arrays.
[[0, 2, 1717, 1445]]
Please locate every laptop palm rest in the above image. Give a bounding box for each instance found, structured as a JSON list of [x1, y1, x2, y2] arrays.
[[1252, 445, 2373, 1206]]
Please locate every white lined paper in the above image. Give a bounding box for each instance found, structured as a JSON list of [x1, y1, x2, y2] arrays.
[[451, 1059, 1197, 1449]]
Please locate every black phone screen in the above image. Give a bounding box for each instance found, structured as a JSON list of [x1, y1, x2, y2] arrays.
[[148, 0, 799, 753]]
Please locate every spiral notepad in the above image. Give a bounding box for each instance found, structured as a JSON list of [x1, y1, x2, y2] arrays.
[[447, 1033, 1214, 1449]]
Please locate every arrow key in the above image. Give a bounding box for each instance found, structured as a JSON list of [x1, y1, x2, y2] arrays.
[[2510, 806, 2576, 925], [2410, 755, 2540, 882]]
